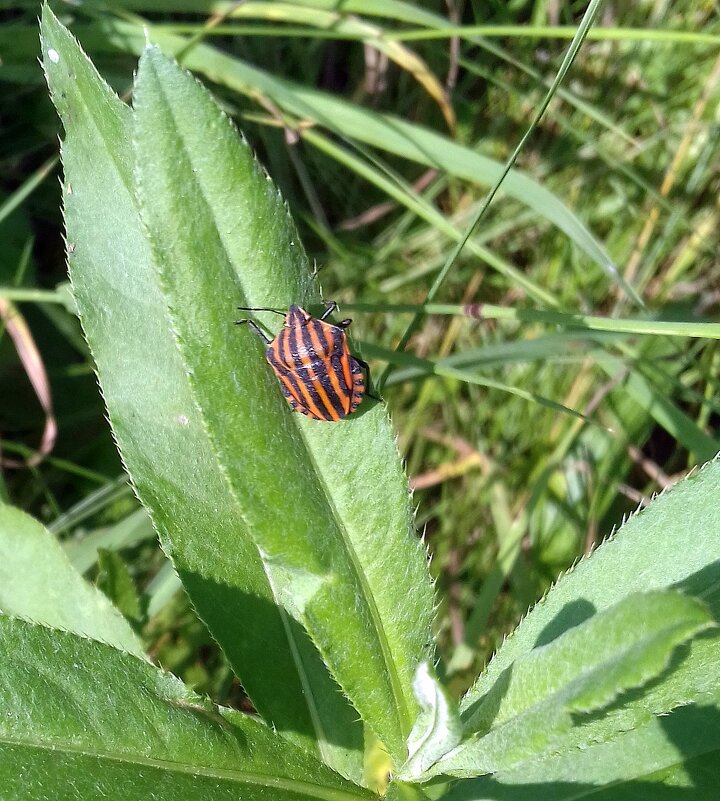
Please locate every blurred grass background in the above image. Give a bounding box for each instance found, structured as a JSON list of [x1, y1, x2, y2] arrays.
[[1, 0, 718, 702]]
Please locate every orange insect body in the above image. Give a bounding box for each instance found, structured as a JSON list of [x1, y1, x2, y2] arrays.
[[238, 303, 366, 421]]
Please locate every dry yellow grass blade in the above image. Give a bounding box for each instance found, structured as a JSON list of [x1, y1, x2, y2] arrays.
[[224, 3, 456, 131]]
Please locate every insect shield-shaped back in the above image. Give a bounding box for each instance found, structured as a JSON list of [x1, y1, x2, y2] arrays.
[[236, 302, 367, 421]]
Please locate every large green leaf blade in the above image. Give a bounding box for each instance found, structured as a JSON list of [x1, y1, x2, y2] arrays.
[[445, 459, 720, 792], [460, 458, 720, 730], [0, 615, 373, 801], [132, 44, 433, 763], [443, 663, 720, 799], [40, 5, 363, 776], [430, 591, 713, 778], [0, 502, 143, 658]]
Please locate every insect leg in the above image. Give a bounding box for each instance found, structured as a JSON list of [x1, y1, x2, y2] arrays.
[[320, 300, 353, 330], [235, 318, 272, 344], [319, 300, 339, 321], [353, 356, 381, 402]]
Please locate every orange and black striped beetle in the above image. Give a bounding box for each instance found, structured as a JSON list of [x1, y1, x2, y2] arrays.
[[235, 301, 372, 421]]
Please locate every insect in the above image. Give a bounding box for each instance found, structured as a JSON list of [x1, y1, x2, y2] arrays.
[[235, 301, 371, 421]]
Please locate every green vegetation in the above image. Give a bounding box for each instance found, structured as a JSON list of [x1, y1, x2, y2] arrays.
[[0, 1, 719, 798]]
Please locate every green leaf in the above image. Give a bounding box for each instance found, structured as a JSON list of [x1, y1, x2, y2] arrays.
[[40, 5, 364, 776], [0, 502, 144, 658], [467, 620, 720, 790], [444, 662, 720, 799], [432, 591, 713, 778], [441, 459, 720, 791], [42, 5, 434, 769], [0, 615, 374, 801], [399, 662, 463, 781], [96, 549, 145, 625], [460, 458, 720, 732], [132, 44, 433, 763], [385, 782, 434, 801]]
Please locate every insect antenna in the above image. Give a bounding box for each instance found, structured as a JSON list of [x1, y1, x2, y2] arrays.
[[236, 306, 286, 316]]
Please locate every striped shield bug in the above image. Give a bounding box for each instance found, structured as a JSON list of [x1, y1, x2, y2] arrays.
[[235, 301, 372, 421]]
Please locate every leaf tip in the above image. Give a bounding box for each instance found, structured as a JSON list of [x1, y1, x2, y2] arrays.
[[39, 2, 62, 69], [39, 1, 57, 31], [138, 41, 162, 70]]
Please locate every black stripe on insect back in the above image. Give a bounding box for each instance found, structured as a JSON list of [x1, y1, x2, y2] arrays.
[[298, 320, 347, 418], [314, 324, 355, 413], [317, 360, 350, 415], [267, 345, 316, 414], [332, 324, 347, 354], [288, 321, 338, 419], [295, 322, 343, 420]]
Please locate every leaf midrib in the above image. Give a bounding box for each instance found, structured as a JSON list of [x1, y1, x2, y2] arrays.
[[297, 434, 413, 739], [0, 735, 371, 801]]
